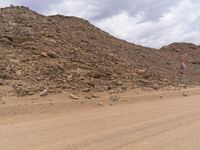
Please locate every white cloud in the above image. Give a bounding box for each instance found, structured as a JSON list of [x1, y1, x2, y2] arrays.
[[95, 0, 200, 48], [0, 0, 23, 7], [48, 0, 99, 19]]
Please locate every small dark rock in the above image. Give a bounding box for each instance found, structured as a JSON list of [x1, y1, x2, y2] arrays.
[[109, 95, 120, 102]]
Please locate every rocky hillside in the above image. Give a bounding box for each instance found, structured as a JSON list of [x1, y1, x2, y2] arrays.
[[160, 43, 200, 85], [0, 6, 199, 96]]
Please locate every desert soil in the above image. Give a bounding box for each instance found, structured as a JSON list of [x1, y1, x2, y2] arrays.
[[0, 87, 200, 150]]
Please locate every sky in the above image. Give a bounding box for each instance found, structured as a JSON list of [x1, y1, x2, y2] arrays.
[[0, 0, 200, 48]]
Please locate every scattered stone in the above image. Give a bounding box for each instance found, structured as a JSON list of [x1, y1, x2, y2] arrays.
[[179, 84, 187, 88], [0, 80, 4, 86], [39, 88, 49, 96], [136, 69, 146, 75], [152, 84, 160, 90], [90, 94, 99, 98], [47, 51, 57, 58], [115, 81, 123, 86], [109, 90, 117, 95], [182, 92, 188, 97], [98, 102, 104, 106], [28, 92, 34, 95], [9, 58, 19, 63], [80, 101, 85, 104], [166, 86, 176, 91], [30, 97, 37, 100], [85, 95, 92, 99], [163, 79, 170, 82], [62, 80, 67, 83], [120, 86, 127, 92], [109, 95, 120, 102], [142, 87, 153, 92], [41, 52, 48, 57], [82, 88, 91, 92], [15, 70, 22, 76], [104, 85, 113, 90], [109, 102, 114, 106], [69, 93, 79, 100]]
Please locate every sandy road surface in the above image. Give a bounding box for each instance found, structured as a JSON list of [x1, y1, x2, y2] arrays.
[[1, 88, 200, 150]]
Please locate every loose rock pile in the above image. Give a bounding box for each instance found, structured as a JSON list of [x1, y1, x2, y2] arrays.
[[0, 6, 200, 96], [0, 6, 131, 96]]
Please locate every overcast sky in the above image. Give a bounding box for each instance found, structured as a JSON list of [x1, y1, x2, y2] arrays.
[[0, 0, 200, 48]]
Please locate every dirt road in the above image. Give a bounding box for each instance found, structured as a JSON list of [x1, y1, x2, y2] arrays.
[[1, 89, 200, 150]]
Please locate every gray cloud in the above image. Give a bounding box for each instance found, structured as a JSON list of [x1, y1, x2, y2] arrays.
[[21, 0, 58, 13], [47, 0, 180, 22], [0, 0, 200, 48]]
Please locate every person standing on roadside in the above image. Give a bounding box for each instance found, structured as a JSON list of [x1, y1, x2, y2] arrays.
[[178, 55, 188, 88]]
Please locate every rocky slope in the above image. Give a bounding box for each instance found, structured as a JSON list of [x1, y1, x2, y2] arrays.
[[0, 6, 199, 96], [160, 43, 200, 85]]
